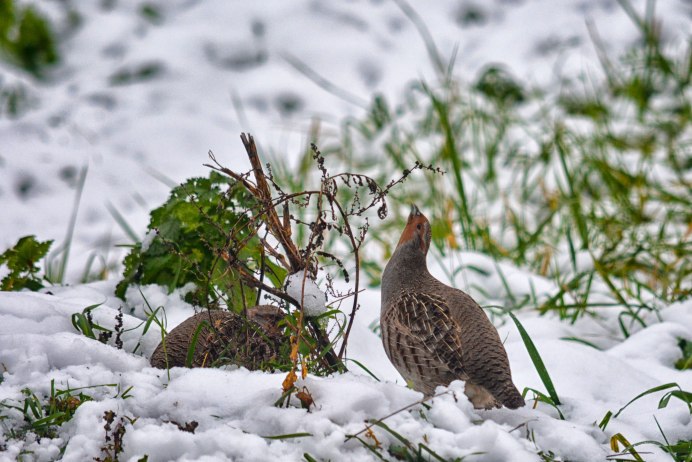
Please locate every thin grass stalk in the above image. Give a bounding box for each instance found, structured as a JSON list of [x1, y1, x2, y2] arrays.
[[56, 165, 88, 284]]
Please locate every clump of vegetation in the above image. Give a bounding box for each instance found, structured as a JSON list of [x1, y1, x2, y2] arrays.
[[0, 235, 52, 291], [115, 172, 266, 309], [0, 381, 133, 456], [71, 303, 125, 349], [0, 380, 95, 440], [0, 0, 59, 78], [676, 339, 692, 371], [95, 410, 138, 462], [116, 133, 430, 405], [597, 381, 692, 462]]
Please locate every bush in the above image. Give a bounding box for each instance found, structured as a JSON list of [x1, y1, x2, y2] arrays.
[[115, 172, 275, 309]]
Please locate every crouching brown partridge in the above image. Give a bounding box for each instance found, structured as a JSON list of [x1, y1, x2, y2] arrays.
[[380, 205, 524, 409], [150, 305, 284, 370]]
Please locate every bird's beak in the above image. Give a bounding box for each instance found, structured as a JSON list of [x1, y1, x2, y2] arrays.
[[410, 204, 421, 217]]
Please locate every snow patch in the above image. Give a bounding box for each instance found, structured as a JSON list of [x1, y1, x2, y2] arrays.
[[286, 272, 327, 317], [140, 229, 158, 252]]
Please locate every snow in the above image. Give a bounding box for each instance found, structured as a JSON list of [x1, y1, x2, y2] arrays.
[[285, 272, 327, 318], [1, 0, 691, 461], [140, 229, 157, 253], [1, 262, 691, 461]]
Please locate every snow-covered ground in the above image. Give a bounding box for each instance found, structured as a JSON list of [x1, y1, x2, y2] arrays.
[[1, 1, 691, 461], [1, 261, 691, 461]]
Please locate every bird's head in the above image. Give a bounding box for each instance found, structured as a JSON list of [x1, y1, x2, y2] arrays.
[[395, 204, 432, 255]]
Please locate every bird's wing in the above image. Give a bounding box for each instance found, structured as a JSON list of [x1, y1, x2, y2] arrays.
[[392, 290, 467, 378]]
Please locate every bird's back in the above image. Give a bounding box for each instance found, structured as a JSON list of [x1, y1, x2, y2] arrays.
[[440, 283, 525, 408]]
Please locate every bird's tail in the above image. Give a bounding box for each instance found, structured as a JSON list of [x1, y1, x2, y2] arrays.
[[498, 384, 525, 409]]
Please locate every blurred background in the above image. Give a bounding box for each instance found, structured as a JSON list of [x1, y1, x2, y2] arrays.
[[0, 0, 689, 285]]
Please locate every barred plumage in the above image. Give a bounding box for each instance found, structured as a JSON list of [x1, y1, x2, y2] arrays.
[[381, 205, 524, 409], [150, 305, 284, 370]]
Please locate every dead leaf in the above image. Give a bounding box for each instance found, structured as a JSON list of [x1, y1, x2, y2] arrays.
[[282, 368, 297, 392], [365, 427, 381, 449], [296, 387, 314, 410], [289, 340, 299, 362]]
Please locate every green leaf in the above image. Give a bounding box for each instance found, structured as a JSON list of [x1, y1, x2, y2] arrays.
[[345, 358, 380, 382], [115, 172, 281, 311], [658, 389, 692, 410], [71, 302, 110, 340], [598, 410, 613, 431], [0, 235, 53, 291]]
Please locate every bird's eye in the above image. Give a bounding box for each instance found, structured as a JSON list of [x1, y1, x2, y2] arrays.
[[416, 223, 422, 230]]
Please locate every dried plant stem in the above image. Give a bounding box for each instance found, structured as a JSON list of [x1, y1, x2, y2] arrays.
[[223, 135, 342, 371], [332, 198, 361, 361], [346, 391, 450, 441], [241, 133, 304, 272]]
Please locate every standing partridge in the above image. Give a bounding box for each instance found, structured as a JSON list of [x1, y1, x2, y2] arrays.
[[380, 205, 524, 409]]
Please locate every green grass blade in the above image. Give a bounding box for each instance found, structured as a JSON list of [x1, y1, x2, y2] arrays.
[[612, 382, 679, 418], [262, 432, 313, 440], [523, 387, 565, 419], [560, 337, 601, 350], [658, 389, 692, 412], [508, 311, 561, 405], [372, 421, 413, 449], [56, 165, 88, 284], [345, 359, 381, 382], [419, 443, 450, 462], [106, 201, 140, 243], [185, 319, 210, 368]]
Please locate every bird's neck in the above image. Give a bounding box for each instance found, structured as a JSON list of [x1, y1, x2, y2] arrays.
[[382, 244, 430, 304]]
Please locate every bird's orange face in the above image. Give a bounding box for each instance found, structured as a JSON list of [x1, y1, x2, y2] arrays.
[[396, 205, 432, 254]]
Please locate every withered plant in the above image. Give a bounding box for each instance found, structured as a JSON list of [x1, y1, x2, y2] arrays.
[[117, 132, 434, 402], [205, 133, 435, 401]]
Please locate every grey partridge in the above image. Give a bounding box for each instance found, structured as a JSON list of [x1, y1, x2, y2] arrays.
[[380, 205, 524, 409], [150, 305, 285, 370]]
